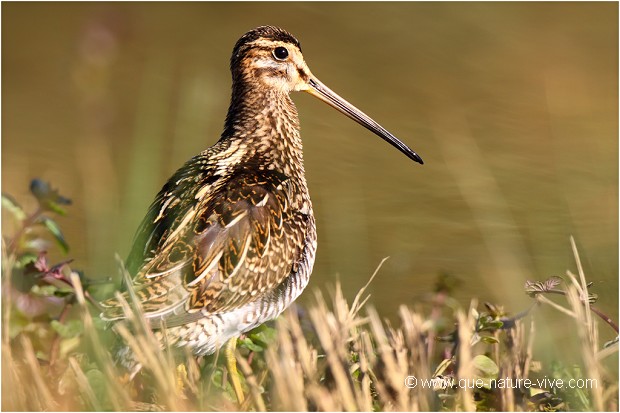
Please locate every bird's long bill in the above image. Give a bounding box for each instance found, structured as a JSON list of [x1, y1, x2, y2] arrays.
[[306, 78, 423, 164]]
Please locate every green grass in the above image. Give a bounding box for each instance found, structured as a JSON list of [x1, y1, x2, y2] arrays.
[[2, 181, 618, 411]]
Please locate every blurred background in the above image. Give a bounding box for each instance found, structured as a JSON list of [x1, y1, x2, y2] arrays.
[[3, 3, 617, 363]]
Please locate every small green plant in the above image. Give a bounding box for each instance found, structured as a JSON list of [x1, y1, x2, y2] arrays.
[[2, 180, 91, 366]]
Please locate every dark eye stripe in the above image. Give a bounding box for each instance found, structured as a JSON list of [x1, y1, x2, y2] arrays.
[[297, 68, 308, 82]]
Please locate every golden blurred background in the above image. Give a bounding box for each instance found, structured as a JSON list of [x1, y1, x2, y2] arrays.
[[3, 3, 617, 362]]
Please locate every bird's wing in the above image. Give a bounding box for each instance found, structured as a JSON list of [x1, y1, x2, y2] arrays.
[[100, 168, 310, 327]]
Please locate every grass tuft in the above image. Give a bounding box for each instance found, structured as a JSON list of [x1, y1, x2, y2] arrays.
[[2, 181, 618, 411]]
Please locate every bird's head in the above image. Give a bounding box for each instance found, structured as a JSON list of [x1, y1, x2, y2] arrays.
[[231, 26, 424, 164], [231, 25, 311, 94]]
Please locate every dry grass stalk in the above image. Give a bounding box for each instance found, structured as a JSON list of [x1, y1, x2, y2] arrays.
[[565, 276, 603, 410], [455, 307, 476, 412]]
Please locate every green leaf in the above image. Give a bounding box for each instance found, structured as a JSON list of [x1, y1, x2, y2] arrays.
[[16, 252, 38, 268], [31, 280, 74, 297], [211, 368, 224, 388], [55, 285, 76, 296], [31, 284, 59, 296], [1, 193, 27, 221], [489, 320, 504, 329], [476, 313, 504, 332], [211, 367, 236, 399], [59, 336, 81, 358], [473, 355, 499, 377], [23, 238, 51, 252], [30, 179, 71, 215], [239, 337, 264, 352], [248, 325, 277, 346], [51, 319, 83, 338], [85, 368, 107, 409], [472, 355, 499, 389], [480, 336, 500, 344], [8, 311, 30, 339], [92, 316, 108, 331], [40, 217, 69, 253]]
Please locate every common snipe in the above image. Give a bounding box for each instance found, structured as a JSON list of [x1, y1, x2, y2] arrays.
[[101, 25, 422, 400]]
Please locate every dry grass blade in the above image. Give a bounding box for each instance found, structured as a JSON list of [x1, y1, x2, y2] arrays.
[[536, 294, 577, 318], [267, 312, 310, 411], [235, 350, 267, 411], [368, 307, 409, 411], [456, 306, 476, 412], [70, 272, 130, 411], [309, 303, 357, 411], [112, 299, 184, 410], [20, 335, 57, 410], [596, 342, 619, 361], [2, 244, 14, 347], [350, 256, 389, 319], [357, 330, 374, 411], [398, 305, 432, 411], [570, 236, 593, 332], [566, 285, 604, 411]]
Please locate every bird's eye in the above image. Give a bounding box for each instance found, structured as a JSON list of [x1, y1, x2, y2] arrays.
[[273, 46, 289, 61]]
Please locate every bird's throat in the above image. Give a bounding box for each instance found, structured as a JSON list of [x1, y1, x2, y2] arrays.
[[222, 86, 306, 177]]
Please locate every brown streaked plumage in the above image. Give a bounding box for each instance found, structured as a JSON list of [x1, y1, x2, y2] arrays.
[[100, 26, 422, 379]]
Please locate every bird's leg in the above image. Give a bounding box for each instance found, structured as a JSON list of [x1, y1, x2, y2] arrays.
[[225, 337, 245, 403]]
